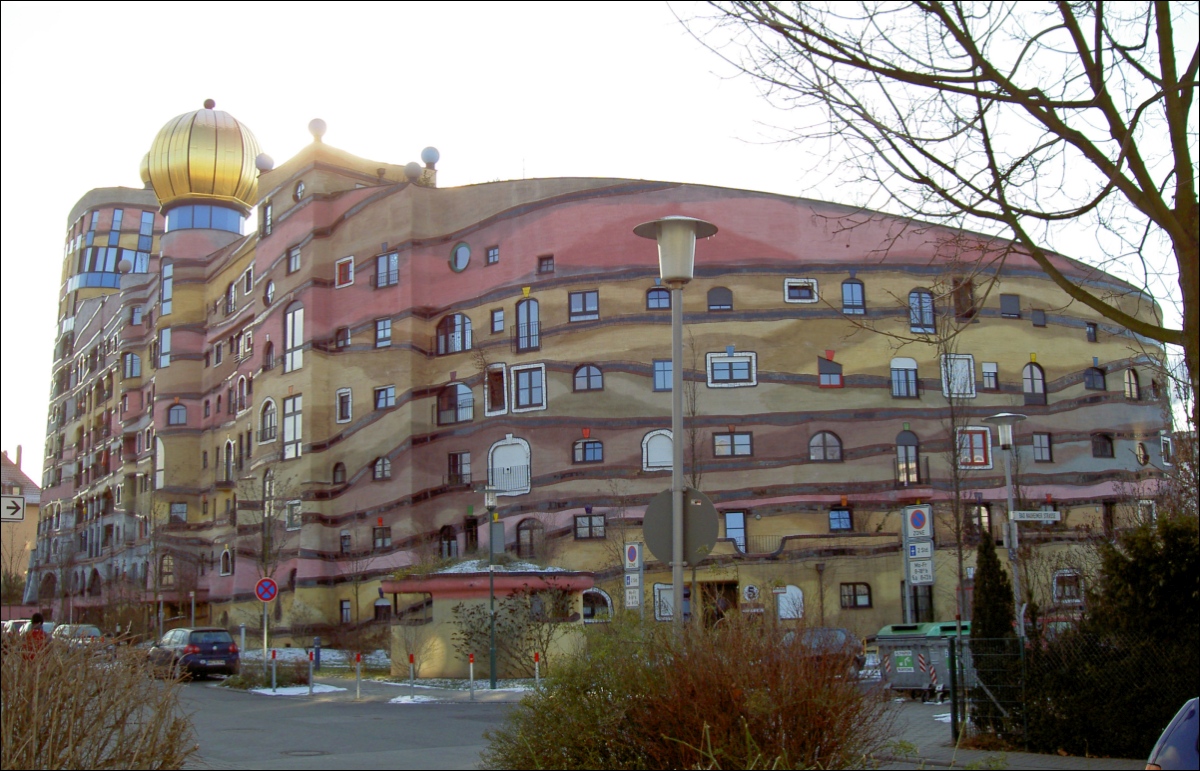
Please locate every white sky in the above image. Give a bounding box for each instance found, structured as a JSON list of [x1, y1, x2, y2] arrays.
[[0, 1, 1183, 477]]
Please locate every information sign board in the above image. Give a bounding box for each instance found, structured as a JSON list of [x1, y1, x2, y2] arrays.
[[894, 649, 915, 673], [1011, 510, 1061, 522], [908, 558, 935, 586], [908, 541, 933, 559], [625, 588, 641, 608]]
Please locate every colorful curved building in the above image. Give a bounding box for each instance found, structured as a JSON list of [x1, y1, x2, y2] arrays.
[[28, 103, 1171, 648]]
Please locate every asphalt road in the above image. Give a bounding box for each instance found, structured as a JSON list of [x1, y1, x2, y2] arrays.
[[180, 679, 513, 770]]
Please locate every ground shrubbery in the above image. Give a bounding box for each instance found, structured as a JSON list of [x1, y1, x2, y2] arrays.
[[222, 657, 311, 690], [481, 615, 892, 770], [1, 640, 195, 769]]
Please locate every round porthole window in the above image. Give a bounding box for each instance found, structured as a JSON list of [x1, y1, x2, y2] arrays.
[[450, 242, 470, 272], [293, 180, 305, 202], [265, 281, 276, 305], [1135, 442, 1149, 465]]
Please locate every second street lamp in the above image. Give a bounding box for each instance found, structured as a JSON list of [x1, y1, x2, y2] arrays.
[[634, 216, 717, 629], [484, 485, 500, 688], [983, 412, 1028, 640]]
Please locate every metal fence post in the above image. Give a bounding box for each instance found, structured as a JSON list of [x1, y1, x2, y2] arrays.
[[948, 637, 959, 742]]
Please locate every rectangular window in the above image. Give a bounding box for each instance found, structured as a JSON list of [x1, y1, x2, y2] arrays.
[[374, 386, 396, 410], [158, 328, 172, 368], [841, 280, 865, 314], [335, 257, 355, 288], [123, 353, 141, 379], [574, 514, 606, 540], [138, 211, 155, 252], [840, 582, 872, 609], [1032, 309, 1047, 327], [161, 262, 173, 315], [214, 343, 224, 365], [1086, 322, 1098, 343], [981, 362, 999, 391], [512, 364, 546, 411], [485, 366, 508, 415], [569, 290, 599, 322], [829, 507, 853, 532], [1161, 435, 1173, 466], [1033, 432, 1053, 462], [336, 388, 352, 423], [340, 600, 351, 624], [574, 440, 604, 463], [1091, 434, 1114, 458], [287, 247, 301, 274], [953, 277, 977, 319], [537, 255, 555, 273], [891, 366, 919, 398], [491, 309, 504, 334], [713, 432, 752, 457], [373, 526, 392, 550], [286, 500, 302, 530], [784, 278, 818, 303], [724, 511, 746, 552], [941, 354, 976, 398], [707, 352, 757, 387], [999, 294, 1021, 318], [957, 427, 992, 468], [486, 246, 499, 265], [131, 306, 144, 325], [1053, 570, 1082, 604], [283, 395, 302, 459], [375, 318, 392, 348], [374, 252, 399, 288], [243, 268, 254, 295], [335, 327, 351, 348], [653, 359, 672, 391], [448, 451, 471, 485], [284, 305, 304, 372], [818, 357, 843, 388], [169, 502, 187, 524], [260, 201, 273, 237]]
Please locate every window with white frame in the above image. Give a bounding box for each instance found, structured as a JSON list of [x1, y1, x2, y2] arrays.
[[335, 256, 355, 288], [373, 457, 391, 480], [642, 429, 673, 471], [941, 354, 975, 398], [707, 351, 757, 388], [285, 500, 302, 530], [511, 364, 546, 412], [335, 388, 352, 423], [488, 434, 531, 496], [158, 328, 172, 368], [784, 278, 818, 303], [957, 427, 993, 468]]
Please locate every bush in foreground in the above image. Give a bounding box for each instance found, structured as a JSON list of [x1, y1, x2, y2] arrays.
[[222, 658, 310, 690], [481, 615, 893, 770], [1, 640, 195, 770]]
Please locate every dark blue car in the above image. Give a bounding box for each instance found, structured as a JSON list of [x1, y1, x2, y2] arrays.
[[147, 627, 239, 678]]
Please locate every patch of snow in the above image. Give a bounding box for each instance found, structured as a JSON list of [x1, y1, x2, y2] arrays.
[[434, 559, 568, 574], [388, 695, 439, 704], [251, 684, 347, 697], [240, 648, 389, 668], [933, 713, 953, 723]]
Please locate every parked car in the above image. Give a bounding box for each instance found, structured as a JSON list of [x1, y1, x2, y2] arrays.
[[3, 619, 30, 636], [781, 627, 866, 676], [147, 627, 239, 678], [1147, 697, 1198, 771], [51, 624, 105, 647]]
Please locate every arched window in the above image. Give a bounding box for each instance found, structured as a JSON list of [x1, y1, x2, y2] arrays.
[[1123, 369, 1141, 400], [646, 288, 670, 310], [283, 302, 304, 373], [436, 314, 473, 355], [582, 589, 613, 622], [159, 554, 175, 588], [373, 457, 391, 480], [223, 440, 235, 482], [516, 518, 544, 558], [332, 462, 346, 485], [574, 439, 604, 463], [896, 430, 921, 486], [841, 279, 865, 314], [123, 353, 141, 379], [437, 383, 473, 425], [809, 431, 843, 462], [263, 341, 275, 370], [154, 437, 165, 489], [642, 429, 673, 470], [439, 525, 458, 559], [1091, 433, 1115, 458], [574, 364, 603, 391], [1084, 367, 1106, 391], [236, 377, 248, 412], [219, 548, 232, 576], [516, 299, 539, 351], [707, 287, 733, 311], [225, 282, 236, 314], [909, 289, 935, 334], [1023, 363, 1047, 405], [259, 399, 277, 442], [167, 404, 187, 425]]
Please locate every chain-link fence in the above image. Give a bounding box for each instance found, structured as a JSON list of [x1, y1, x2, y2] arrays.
[[947, 630, 1197, 757]]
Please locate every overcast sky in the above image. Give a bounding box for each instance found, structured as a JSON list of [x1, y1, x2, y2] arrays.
[[0, 1, 1183, 476]]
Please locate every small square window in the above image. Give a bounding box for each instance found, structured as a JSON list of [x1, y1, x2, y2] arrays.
[[1091, 433, 1115, 458], [335, 257, 355, 288], [574, 440, 604, 463], [486, 246, 499, 265], [374, 386, 396, 410], [335, 327, 351, 348], [653, 360, 672, 391], [840, 582, 872, 609], [569, 290, 599, 322], [829, 508, 853, 532], [375, 318, 392, 348], [491, 309, 504, 334], [373, 526, 392, 550], [574, 514, 606, 539], [538, 255, 555, 274], [713, 432, 752, 457], [784, 278, 818, 303]]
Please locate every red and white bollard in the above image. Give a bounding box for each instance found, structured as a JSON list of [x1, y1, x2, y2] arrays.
[[409, 653, 416, 698], [355, 651, 362, 701], [271, 649, 277, 692], [534, 651, 540, 687], [469, 653, 476, 701]]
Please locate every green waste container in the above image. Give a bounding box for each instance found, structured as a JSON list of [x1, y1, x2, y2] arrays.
[[924, 621, 974, 700], [876, 623, 938, 699]]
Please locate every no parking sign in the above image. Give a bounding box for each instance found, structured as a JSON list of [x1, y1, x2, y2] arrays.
[[903, 504, 933, 539]]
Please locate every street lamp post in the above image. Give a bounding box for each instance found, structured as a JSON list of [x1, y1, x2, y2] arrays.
[[634, 216, 718, 629], [484, 485, 499, 689], [983, 412, 1028, 640]]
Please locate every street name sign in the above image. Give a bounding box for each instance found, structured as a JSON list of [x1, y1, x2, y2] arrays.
[[1, 495, 25, 522], [1011, 510, 1061, 522]]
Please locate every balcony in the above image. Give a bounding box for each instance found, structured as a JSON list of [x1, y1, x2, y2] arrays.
[[488, 465, 530, 494], [893, 456, 931, 489], [369, 270, 399, 288], [511, 322, 541, 353], [434, 331, 472, 357], [257, 426, 277, 442], [436, 398, 474, 426], [215, 476, 237, 490]]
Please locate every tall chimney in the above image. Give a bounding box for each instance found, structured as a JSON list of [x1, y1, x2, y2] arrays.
[[15, 444, 21, 471]]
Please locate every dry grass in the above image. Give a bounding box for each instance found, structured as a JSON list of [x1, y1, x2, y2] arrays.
[[1, 639, 196, 770]]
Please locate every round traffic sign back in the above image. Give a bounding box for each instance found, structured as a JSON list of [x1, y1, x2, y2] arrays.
[[255, 577, 278, 603]]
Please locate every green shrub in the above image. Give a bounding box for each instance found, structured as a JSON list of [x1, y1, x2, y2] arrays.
[[481, 614, 893, 770], [222, 658, 310, 690], [1, 640, 195, 769]]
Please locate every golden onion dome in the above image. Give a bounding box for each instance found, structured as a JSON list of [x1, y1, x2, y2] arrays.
[[143, 99, 262, 213]]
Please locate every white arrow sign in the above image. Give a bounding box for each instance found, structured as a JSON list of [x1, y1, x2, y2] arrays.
[[1011, 510, 1061, 522], [1, 495, 25, 522]]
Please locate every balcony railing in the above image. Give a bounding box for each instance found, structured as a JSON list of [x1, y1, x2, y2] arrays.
[[511, 322, 541, 353], [257, 426, 277, 442], [370, 270, 399, 288], [436, 398, 474, 426], [434, 331, 472, 356], [215, 475, 236, 490], [893, 456, 931, 489], [443, 470, 472, 488], [488, 464, 530, 493]]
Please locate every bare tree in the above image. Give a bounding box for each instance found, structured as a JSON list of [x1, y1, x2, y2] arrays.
[[685, 328, 705, 490], [688, 2, 1198, 428]]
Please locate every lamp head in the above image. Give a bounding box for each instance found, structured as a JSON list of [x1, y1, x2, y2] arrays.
[[633, 216, 717, 286], [983, 412, 1027, 449]]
